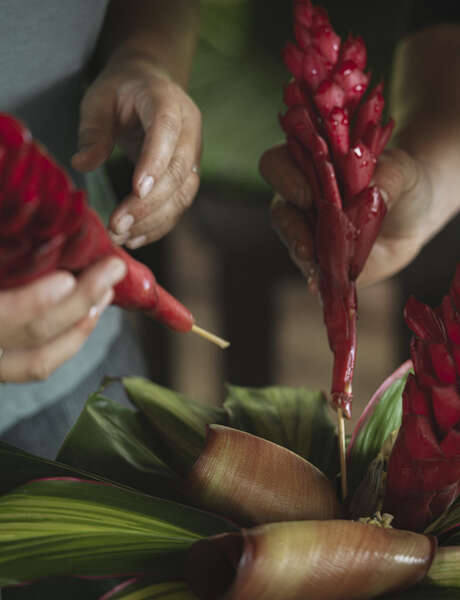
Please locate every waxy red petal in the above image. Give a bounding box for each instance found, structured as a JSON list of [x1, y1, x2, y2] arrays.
[[404, 296, 445, 342], [339, 35, 367, 70], [432, 385, 460, 434], [428, 342, 457, 384], [338, 142, 376, 199], [402, 415, 442, 460], [323, 106, 349, 155], [345, 185, 386, 280], [311, 25, 340, 64]]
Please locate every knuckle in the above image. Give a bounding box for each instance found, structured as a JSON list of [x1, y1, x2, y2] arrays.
[[168, 153, 188, 187], [29, 353, 54, 381], [175, 175, 199, 212], [24, 319, 51, 345], [158, 111, 180, 136]]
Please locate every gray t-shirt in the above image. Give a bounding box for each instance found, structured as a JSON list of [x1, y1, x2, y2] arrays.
[[0, 0, 123, 433]]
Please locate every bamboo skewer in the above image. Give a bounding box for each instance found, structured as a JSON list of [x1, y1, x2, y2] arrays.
[[191, 324, 230, 349], [337, 407, 348, 501]]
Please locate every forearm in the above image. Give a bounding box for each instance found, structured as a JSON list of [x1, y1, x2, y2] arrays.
[[98, 0, 200, 87], [390, 25, 460, 231]]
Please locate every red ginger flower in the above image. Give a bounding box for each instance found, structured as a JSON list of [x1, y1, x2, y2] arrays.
[[384, 263, 460, 532], [280, 0, 394, 418], [0, 113, 193, 332]]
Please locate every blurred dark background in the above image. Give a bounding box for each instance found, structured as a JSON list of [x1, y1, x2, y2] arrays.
[[108, 0, 460, 430]]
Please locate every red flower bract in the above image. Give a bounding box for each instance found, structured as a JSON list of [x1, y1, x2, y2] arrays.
[[280, 0, 394, 417], [384, 263, 460, 531], [0, 113, 193, 332]]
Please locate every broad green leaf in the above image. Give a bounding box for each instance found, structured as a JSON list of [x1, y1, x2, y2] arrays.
[[348, 370, 410, 496], [57, 394, 181, 501], [100, 580, 197, 600], [224, 385, 338, 480], [0, 479, 236, 585], [122, 377, 227, 474], [0, 442, 108, 495]]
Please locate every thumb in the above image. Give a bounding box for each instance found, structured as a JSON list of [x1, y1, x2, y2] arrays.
[[372, 147, 421, 211], [71, 88, 117, 172], [372, 147, 428, 237]]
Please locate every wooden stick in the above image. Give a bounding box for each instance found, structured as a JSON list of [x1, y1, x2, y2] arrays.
[[337, 407, 348, 501], [191, 324, 230, 349]]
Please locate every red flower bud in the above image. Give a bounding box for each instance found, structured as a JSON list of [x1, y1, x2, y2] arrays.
[[281, 1, 394, 416], [0, 113, 194, 333], [385, 264, 460, 531]]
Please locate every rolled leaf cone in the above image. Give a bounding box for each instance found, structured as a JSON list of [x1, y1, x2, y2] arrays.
[[280, 0, 394, 417], [384, 263, 460, 531], [185, 424, 341, 526], [185, 520, 435, 600], [0, 113, 193, 332]]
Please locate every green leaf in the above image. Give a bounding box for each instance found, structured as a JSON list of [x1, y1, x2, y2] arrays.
[[423, 547, 460, 589], [0, 479, 237, 585], [348, 370, 410, 496], [122, 377, 227, 474], [0, 442, 107, 496], [1, 577, 119, 600], [100, 580, 197, 600], [57, 393, 182, 501], [425, 497, 460, 541], [224, 385, 338, 480]]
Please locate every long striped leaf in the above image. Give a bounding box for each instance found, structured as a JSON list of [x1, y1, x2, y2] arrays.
[[0, 478, 236, 585], [224, 385, 338, 480], [57, 394, 181, 501], [1, 577, 119, 600], [99, 579, 197, 600], [122, 378, 227, 474], [0, 442, 109, 495]]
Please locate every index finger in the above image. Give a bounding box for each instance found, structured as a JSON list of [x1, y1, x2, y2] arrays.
[[259, 144, 313, 210], [132, 92, 182, 198], [0, 271, 76, 329]]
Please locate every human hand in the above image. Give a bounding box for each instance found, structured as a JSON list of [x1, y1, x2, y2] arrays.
[[0, 257, 126, 383], [71, 58, 202, 249], [260, 143, 436, 288]]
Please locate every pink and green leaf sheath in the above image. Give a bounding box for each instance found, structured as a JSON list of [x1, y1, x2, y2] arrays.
[[0, 113, 194, 333], [280, 0, 394, 418]]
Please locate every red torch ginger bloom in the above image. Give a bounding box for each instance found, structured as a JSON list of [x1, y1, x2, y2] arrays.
[[384, 263, 460, 532], [280, 0, 394, 417], [0, 113, 193, 333]]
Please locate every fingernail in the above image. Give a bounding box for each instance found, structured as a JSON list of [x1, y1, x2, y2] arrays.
[[49, 274, 76, 303], [72, 144, 92, 161], [89, 289, 114, 320], [104, 258, 127, 285], [139, 175, 154, 198], [126, 235, 146, 250], [191, 164, 199, 174], [108, 230, 130, 246], [115, 214, 134, 235], [378, 186, 389, 206]]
